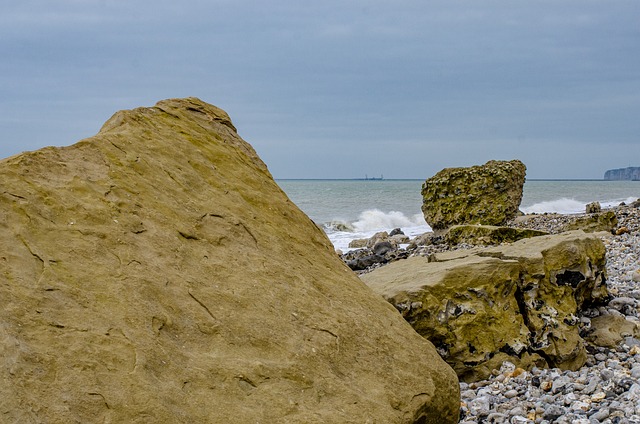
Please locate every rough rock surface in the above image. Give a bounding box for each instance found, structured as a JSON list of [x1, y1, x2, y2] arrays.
[[0, 98, 459, 423], [361, 231, 609, 382], [562, 210, 618, 233], [444, 225, 548, 246], [604, 166, 640, 181], [421, 160, 526, 231], [585, 315, 640, 348]]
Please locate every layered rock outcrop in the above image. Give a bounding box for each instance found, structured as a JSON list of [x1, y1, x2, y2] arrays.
[[444, 225, 548, 246], [421, 160, 526, 231], [361, 231, 609, 382], [563, 210, 618, 233], [0, 98, 459, 423]]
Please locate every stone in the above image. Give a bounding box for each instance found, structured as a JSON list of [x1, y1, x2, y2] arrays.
[[586, 201, 602, 214], [586, 315, 640, 348], [347, 238, 368, 248], [373, 241, 394, 256], [543, 405, 564, 421], [444, 225, 547, 246], [345, 253, 387, 271], [616, 226, 630, 235], [504, 389, 519, 398], [0, 98, 460, 423], [590, 408, 610, 421], [562, 210, 618, 233], [409, 232, 444, 247], [389, 234, 410, 245], [421, 160, 526, 231], [389, 228, 405, 236], [366, 231, 390, 248], [361, 231, 609, 382]]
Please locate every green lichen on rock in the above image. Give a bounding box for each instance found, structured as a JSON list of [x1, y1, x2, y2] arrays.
[[444, 225, 548, 245], [562, 210, 618, 233], [421, 160, 526, 231], [0, 98, 459, 423], [361, 231, 609, 382]]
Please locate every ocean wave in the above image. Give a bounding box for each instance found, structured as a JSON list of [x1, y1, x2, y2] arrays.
[[521, 198, 586, 215], [602, 196, 639, 208], [323, 220, 355, 232], [352, 209, 425, 232], [321, 209, 431, 252], [521, 196, 638, 215]]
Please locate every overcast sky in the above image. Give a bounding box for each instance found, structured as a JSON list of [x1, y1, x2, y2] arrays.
[[1, 1, 639, 179]]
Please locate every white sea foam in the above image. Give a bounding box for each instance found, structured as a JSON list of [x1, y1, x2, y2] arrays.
[[323, 209, 431, 252], [521, 198, 587, 214], [352, 209, 424, 232], [602, 196, 639, 208], [521, 196, 638, 215]]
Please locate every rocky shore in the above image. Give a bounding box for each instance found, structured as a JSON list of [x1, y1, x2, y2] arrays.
[[345, 203, 640, 423], [459, 205, 640, 424]]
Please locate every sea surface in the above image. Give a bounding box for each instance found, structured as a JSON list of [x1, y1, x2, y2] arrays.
[[276, 179, 640, 251]]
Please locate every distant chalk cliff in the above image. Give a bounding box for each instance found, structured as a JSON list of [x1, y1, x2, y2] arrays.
[[604, 167, 640, 180]]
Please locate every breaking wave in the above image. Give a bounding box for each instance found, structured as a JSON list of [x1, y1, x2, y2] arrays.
[[521, 196, 638, 215], [321, 209, 431, 252]]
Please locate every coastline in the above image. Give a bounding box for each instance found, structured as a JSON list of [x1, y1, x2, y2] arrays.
[[458, 204, 640, 423], [344, 203, 640, 423]]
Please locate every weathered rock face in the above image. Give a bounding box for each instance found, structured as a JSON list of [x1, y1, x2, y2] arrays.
[[421, 160, 526, 231], [0, 98, 459, 423], [604, 166, 640, 181], [361, 231, 609, 382], [444, 225, 548, 246], [586, 315, 640, 348], [562, 210, 618, 233]]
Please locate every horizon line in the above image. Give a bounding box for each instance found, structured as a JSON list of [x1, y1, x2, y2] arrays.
[[274, 178, 617, 182]]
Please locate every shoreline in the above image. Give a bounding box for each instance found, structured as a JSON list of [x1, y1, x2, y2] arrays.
[[342, 203, 640, 423], [457, 205, 640, 423]]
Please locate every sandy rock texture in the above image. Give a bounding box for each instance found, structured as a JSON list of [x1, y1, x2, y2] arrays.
[[421, 159, 526, 231], [0, 98, 459, 423], [361, 231, 609, 382]]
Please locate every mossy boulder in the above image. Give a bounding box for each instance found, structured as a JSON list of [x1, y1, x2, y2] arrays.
[[421, 160, 526, 231], [444, 225, 548, 245], [0, 98, 459, 423], [361, 231, 608, 382]]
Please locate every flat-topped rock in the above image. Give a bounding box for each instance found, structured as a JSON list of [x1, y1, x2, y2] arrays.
[[361, 231, 609, 382], [421, 160, 526, 231], [444, 224, 548, 245]]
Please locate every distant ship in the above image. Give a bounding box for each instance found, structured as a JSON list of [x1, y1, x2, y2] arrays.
[[364, 174, 384, 181]]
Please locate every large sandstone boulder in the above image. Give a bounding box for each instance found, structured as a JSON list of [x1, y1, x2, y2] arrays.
[[0, 98, 459, 423], [361, 231, 609, 382], [421, 160, 526, 231]]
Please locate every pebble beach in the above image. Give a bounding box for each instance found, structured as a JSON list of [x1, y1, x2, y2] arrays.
[[457, 205, 640, 424]]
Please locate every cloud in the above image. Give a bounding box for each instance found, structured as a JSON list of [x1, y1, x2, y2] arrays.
[[1, 0, 639, 179]]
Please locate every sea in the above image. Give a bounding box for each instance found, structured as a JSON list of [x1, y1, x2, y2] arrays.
[[276, 179, 640, 252]]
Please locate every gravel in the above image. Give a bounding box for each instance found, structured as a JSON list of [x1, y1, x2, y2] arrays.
[[458, 204, 640, 424]]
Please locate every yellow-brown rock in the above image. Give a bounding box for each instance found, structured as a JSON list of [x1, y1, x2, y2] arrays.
[[421, 160, 526, 232], [0, 98, 459, 423], [562, 210, 618, 233], [444, 224, 548, 245], [361, 231, 609, 382]]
